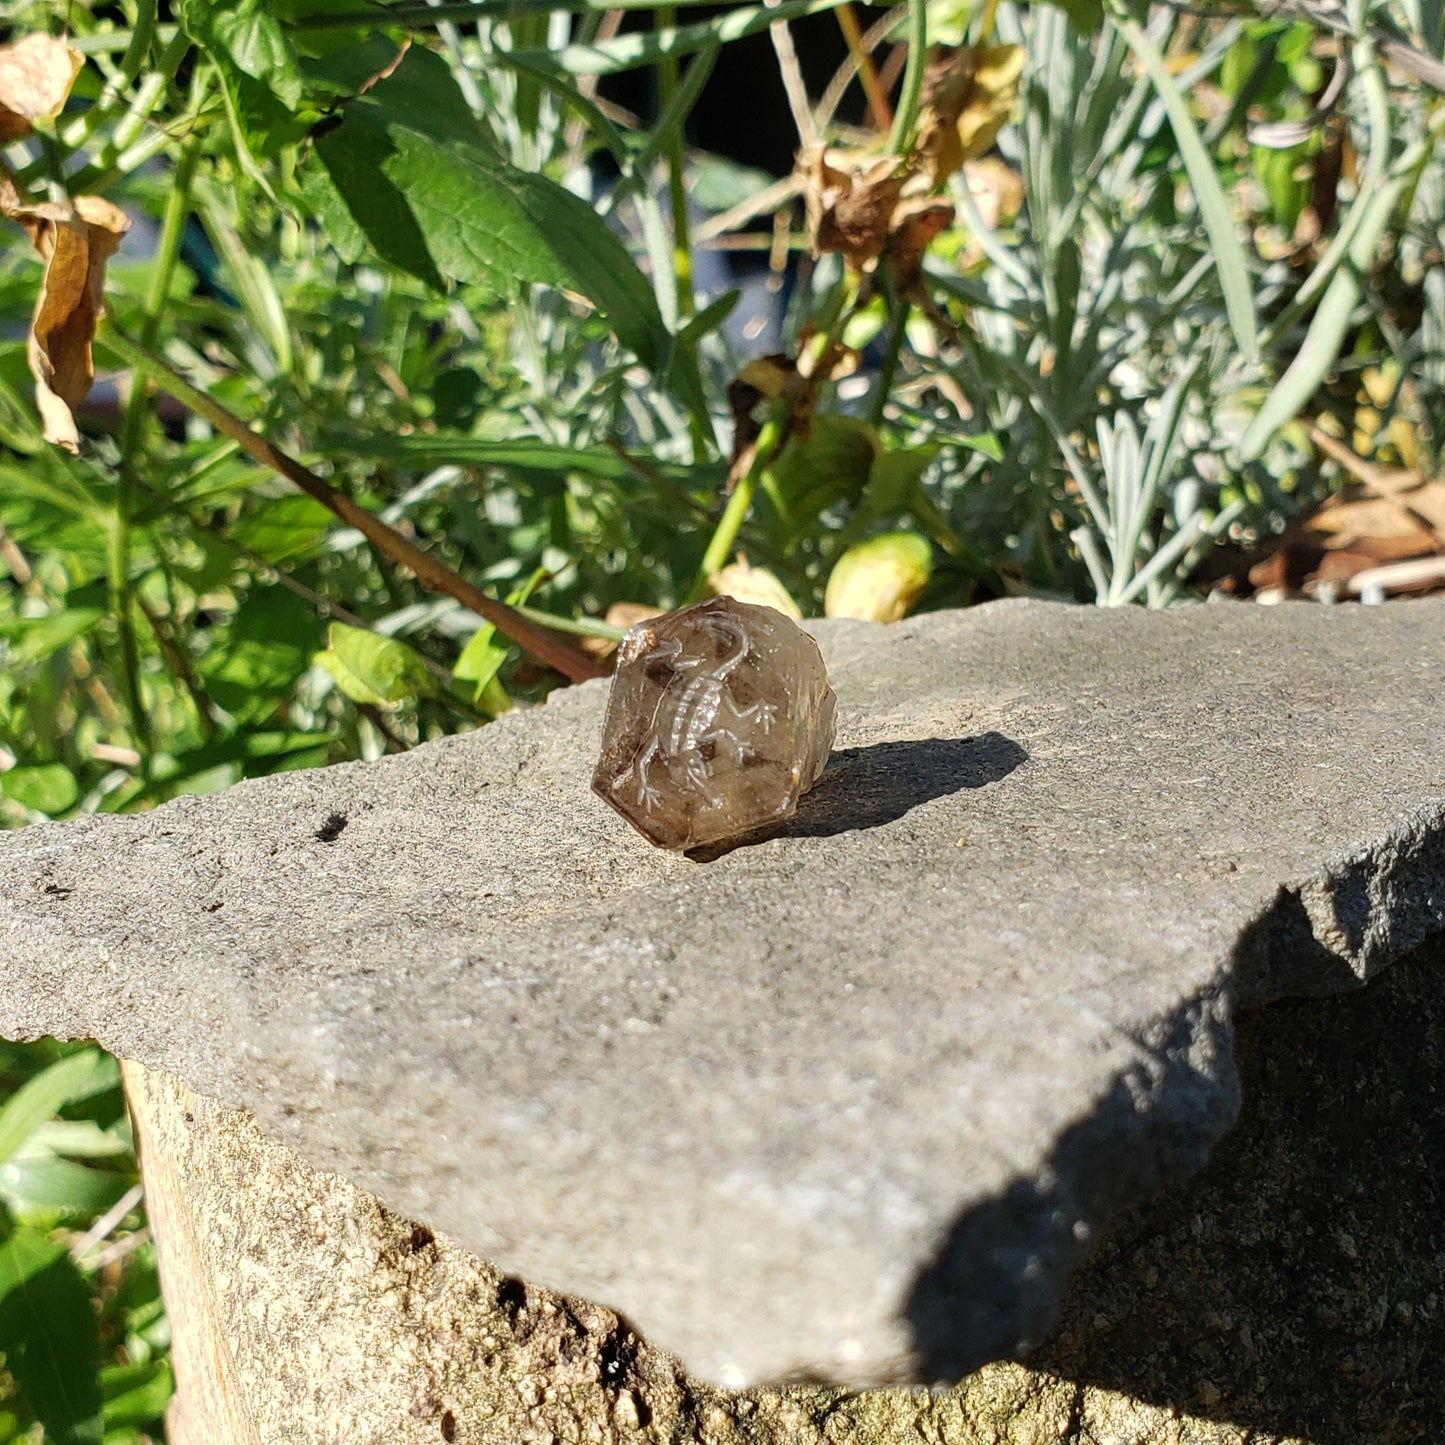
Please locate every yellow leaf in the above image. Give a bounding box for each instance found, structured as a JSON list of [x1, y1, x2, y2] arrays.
[[0, 34, 84, 144], [708, 557, 803, 619], [916, 45, 1026, 184], [825, 532, 933, 622]]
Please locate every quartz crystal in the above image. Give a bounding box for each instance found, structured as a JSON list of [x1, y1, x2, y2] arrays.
[[592, 597, 837, 850]]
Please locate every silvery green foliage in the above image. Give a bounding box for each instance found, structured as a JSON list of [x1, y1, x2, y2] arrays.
[[910, 3, 1259, 606]]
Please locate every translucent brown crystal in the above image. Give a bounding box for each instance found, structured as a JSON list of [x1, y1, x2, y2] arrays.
[[592, 597, 837, 850]]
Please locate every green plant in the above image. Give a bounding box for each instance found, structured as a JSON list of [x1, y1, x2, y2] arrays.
[[1, 0, 1444, 1425], [0, 1042, 169, 1444]]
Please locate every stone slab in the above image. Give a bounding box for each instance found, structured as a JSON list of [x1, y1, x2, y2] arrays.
[[1, 599, 1442, 1387]]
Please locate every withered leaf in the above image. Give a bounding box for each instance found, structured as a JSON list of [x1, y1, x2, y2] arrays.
[[803, 148, 906, 269], [6, 195, 131, 453], [886, 196, 955, 296], [727, 354, 803, 488], [707, 556, 802, 619], [916, 44, 1026, 184], [0, 33, 84, 144]]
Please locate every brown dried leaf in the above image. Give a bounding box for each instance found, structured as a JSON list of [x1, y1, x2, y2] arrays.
[[726, 354, 805, 489], [1305, 493, 1435, 548], [1308, 418, 1445, 541], [6, 195, 131, 453], [0, 33, 84, 144], [916, 44, 1026, 185], [886, 196, 955, 297], [802, 148, 905, 269]]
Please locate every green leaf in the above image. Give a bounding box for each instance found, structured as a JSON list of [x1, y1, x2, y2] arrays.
[[179, 0, 304, 107], [765, 415, 880, 545], [1, 764, 79, 816], [0, 609, 103, 669], [1036, 0, 1105, 30], [314, 48, 671, 371], [0, 1157, 131, 1219], [198, 587, 321, 716], [315, 623, 434, 706], [232, 494, 334, 564], [101, 1358, 173, 1431], [0, 1052, 115, 1170], [1116, 16, 1257, 359], [1241, 167, 1406, 459], [864, 444, 939, 519], [22, 1120, 130, 1161], [304, 38, 484, 148], [131, 731, 335, 806], [295, 163, 367, 266], [0, 1227, 103, 1445], [453, 568, 546, 705], [327, 432, 707, 486]]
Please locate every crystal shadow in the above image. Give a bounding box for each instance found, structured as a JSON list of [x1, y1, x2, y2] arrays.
[[688, 732, 1026, 860]]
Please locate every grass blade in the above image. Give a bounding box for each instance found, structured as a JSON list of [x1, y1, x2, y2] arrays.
[[1116, 15, 1257, 358]]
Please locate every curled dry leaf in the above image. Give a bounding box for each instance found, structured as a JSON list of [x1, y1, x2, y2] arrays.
[[708, 556, 803, 619], [726, 353, 808, 487], [802, 147, 906, 269], [0, 33, 84, 143], [5, 195, 131, 453], [916, 45, 1026, 185], [886, 196, 956, 297]]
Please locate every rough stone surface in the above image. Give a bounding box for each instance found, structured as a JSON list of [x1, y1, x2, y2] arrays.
[[593, 596, 836, 850], [0, 599, 1442, 1388], [119, 930, 1445, 1443]]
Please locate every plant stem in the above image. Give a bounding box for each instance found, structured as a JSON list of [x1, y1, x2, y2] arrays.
[[657, 6, 694, 317], [693, 418, 782, 588], [888, 0, 928, 157], [100, 326, 606, 684], [870, 295, 909, 426], [689, 268, 864, 595], [835, 3, 892, 133], [108, 145, 197, 765], [121, 149, 196, 461]]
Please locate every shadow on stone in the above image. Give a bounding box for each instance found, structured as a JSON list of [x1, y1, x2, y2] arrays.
[[790, 732, 1028, 838], [687, 732, 1027, 861], [903, 985, 1237, 1386], [1016, 932, 1443, 1445]]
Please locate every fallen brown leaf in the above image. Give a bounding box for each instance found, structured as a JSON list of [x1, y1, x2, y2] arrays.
[[1306, 494, 1435, 549], [1308, 421, 1445, 542], [0, 33, 83, 144], [5, 195, 131, 453]]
